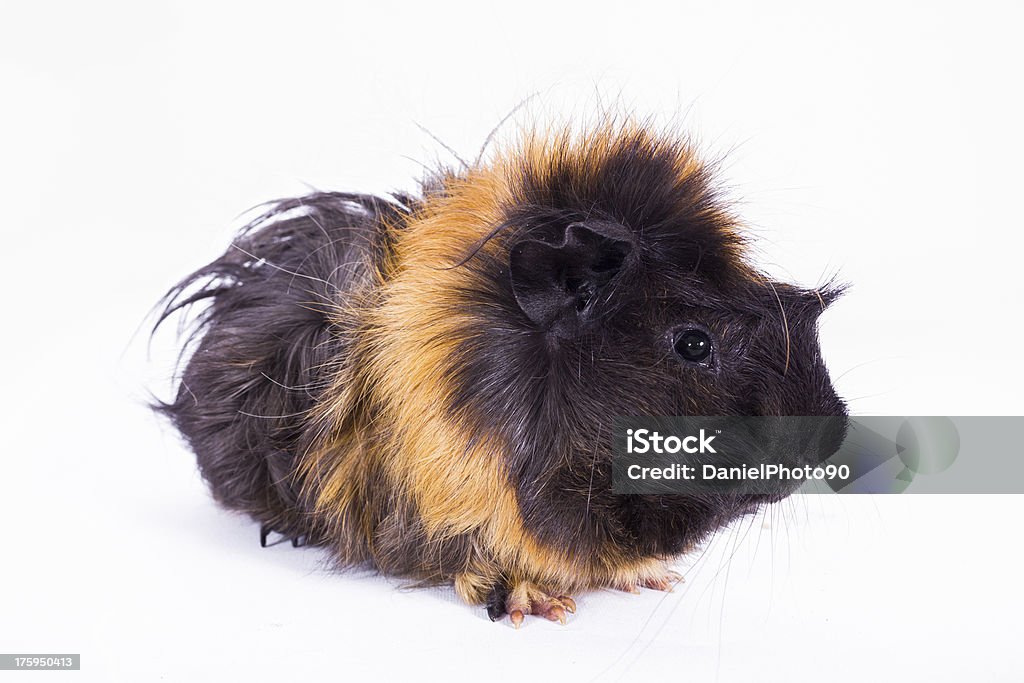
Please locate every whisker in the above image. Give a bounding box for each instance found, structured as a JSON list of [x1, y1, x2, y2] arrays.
[[237, 408, 312, 420], [473, 92, 540, 167], [414, 122, 469, 170], [229, 242, 337, 292]]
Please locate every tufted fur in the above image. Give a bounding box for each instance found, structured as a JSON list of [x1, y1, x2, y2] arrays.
[[154, 120, 847, 621]]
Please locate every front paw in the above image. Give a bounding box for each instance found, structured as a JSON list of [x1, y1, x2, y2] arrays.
[[614, 562, 685, 593], [485, 580, 576, 628]]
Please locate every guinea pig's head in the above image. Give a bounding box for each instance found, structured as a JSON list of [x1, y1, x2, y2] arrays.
[[379, 122, 847, 559]]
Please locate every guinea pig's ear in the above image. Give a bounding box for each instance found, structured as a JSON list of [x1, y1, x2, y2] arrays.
[[509, 220, 635, 337]]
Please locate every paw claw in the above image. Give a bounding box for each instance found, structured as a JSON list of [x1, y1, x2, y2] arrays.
[[504, 583, 576, 628], [558, 596, 576, 614], [617, 565, 685, 594], [545, 606, 567, 625], [642, 569, 685, 592]]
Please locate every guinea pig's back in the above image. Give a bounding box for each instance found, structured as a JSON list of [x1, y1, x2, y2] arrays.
[[156, 192, 403, 542]]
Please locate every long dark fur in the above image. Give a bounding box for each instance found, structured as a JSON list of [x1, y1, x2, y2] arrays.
[[153, 122, 848, 622], [154, 192, 409, 541]]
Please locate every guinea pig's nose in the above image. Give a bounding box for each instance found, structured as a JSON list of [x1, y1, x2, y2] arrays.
[[747, 415, 848, 467]]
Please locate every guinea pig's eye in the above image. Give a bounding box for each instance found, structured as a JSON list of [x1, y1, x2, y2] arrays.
[[673, 329, 713, 365]]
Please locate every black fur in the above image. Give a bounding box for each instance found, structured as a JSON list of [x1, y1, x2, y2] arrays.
[[445, 136, 847, 559], [153, 127, 848, 616], [155, 192, 410, 542], [486, 582, 510, 621]]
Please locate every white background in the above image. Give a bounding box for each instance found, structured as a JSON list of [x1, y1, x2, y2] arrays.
[[2, 1, 1023, 681]]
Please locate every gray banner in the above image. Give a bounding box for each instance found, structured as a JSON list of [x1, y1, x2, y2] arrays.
[[0, 654, 80, 670], [612, 416, 1024, 494]]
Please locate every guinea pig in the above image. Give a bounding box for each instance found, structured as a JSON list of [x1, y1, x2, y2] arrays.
[[154, 119, 847, 627]]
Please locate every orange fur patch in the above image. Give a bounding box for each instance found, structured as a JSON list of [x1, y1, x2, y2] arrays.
[[298, 121, 719, 597]]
